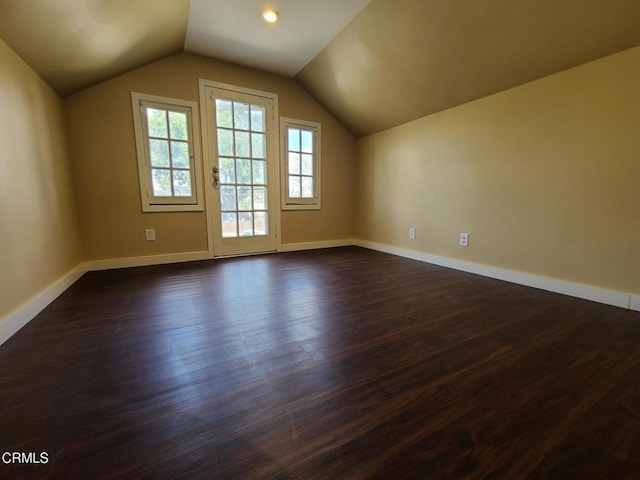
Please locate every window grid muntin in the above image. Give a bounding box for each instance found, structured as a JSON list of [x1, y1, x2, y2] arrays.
[[144, 105, 194, 199], [286, 126, 315, 199], [132, 92, 203, 212]]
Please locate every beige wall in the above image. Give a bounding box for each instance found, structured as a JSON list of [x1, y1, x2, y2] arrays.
[[356, 46, 640, 295], [65, 53, 356, 261], [0, 39, 83, 320]]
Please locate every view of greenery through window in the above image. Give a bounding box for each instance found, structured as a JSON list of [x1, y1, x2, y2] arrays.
[[287, 127, 314, 198], [215, 99, 268, 238], [146, 107, 192, 197]]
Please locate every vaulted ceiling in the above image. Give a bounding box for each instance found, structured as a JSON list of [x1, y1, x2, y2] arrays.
[[297, 0, 640, 136], [0, 0, 191, 97], [0, 0, 370, 97], [1, 0, 640, 137]]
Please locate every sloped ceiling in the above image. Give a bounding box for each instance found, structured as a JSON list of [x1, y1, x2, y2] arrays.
[[0, 0, 190, 97], [0, 0, 371, 98], [296, 0, 640, 137], [185, 0, 372, 77], [1, 0, 640, 136]]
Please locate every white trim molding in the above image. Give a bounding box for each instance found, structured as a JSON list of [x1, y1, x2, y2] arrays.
[[630, 295, 640, 312], [280, 117, 322, 210], [85, 251, 210, 271], [198, 78, 281, 258], [278, 239, 354, 253], [355, 239, 637, 311], [131, 92, 204, 212], [0, 251, 211, 346], [3, 242, 637, 349], [0, 264, 87, 346]]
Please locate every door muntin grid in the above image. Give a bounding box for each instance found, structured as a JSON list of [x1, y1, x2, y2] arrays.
[[215, 98, 268, 238]]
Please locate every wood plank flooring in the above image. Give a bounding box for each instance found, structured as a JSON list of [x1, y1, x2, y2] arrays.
[[1, 246, 640, 479]]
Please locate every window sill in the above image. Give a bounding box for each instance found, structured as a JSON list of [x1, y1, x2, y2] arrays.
[[142, 203, 204, 213], [281, 203, 321, 211]]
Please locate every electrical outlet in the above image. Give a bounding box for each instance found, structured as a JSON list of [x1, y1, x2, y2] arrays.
[[459, 233, 469, 247], [145, 228, 155, 241], [409, 228, 416, 239]]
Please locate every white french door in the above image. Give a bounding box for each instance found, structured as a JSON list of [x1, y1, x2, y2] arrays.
[[203, 84, 279, 257]]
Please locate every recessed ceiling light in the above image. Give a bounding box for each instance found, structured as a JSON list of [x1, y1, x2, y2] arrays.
[[262, 8, 279, 24]]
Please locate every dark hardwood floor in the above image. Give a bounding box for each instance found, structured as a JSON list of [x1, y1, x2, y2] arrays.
[[1, 246, 640, 479]]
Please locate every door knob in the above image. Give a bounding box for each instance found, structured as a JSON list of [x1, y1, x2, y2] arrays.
[[212, 166, 220, 189]]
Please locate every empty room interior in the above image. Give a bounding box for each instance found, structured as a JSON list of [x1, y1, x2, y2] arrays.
[[1, 0, 640, 478]]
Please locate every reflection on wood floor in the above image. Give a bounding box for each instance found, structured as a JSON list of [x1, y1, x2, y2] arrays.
[[1, 246, 640, 479]]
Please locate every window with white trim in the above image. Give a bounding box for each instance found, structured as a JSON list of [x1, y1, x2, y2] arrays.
[[280, 118, 321, 210], [131, 92, 203, 212]]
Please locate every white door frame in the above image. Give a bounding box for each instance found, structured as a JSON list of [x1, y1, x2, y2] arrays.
[[198, 79, 281, 258]]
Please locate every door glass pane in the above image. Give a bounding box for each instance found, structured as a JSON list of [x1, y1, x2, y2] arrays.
[[220, 186, 236, 211], [173, 170, 192, 196], [168, 112, 188, 140], [147, 108, 167, 138], [236, 159, 251, 184], [235, 131, 250, 157], [152, 169, 172, 196], [221, 212, 237, 238], [253, 187, 267, 210], [234, 102, 250, 130], [251, 133, 265, 159], [215, 96, 270, 241], [220, 158, 235, 183], [252, 161, 266, 184], [254, 212, 267, 235], [238, 212, 253, 236], [171, 141, 189, 168], [150, 139, 170, 167], [301, 130, 313, 153], [216, 100, 233, 128], [217, 129, 233, 156], [250, 106, 265, 132], [237, 186, 252, 211]]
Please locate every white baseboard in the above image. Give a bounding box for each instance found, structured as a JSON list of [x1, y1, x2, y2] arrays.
[[3, 242, 636, 348], [630, 295, 640, 312], [0, 243, 348, 347], [0, 251, 211, 346], [278, 238, 354, 253], [85, 251, 211, 271], [355, 239, 636, 310], [0, 264, 87, 346]]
